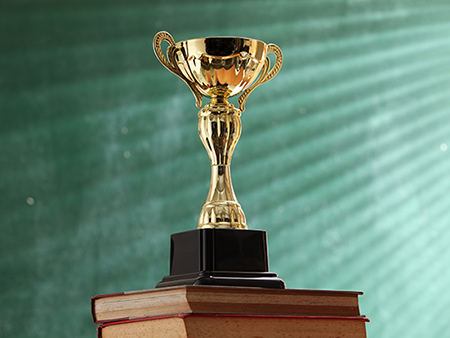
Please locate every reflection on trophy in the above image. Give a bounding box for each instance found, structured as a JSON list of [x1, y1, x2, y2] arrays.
[[153, 31, 284, 288]]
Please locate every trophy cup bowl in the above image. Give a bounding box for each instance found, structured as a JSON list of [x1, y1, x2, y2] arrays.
[[173, 37, 268, 100], [154, 32, 282, 111], [153, 31, 285, 288]]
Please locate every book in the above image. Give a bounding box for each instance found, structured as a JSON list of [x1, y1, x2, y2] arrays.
[[98, 313, 369, 338], [92, 285, 363, 324]]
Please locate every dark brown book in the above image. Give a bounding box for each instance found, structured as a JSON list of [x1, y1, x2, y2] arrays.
[[92, 285, 363, 324], [98, 313, 369, 338]]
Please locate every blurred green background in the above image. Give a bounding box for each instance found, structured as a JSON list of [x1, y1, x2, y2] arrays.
[[1, 0, 450, 337]]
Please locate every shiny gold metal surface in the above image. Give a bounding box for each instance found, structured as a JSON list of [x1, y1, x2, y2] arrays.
[[153, 31, 282, 229]]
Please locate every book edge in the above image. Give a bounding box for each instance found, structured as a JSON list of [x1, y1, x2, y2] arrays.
[[99, 313, 369, 329]]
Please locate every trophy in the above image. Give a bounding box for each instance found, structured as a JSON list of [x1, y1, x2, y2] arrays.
[[153, 31, 284, 288]]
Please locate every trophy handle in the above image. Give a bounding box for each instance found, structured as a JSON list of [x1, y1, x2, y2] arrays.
[[153, 31, 203, 108], [238, 44, 283, 112]]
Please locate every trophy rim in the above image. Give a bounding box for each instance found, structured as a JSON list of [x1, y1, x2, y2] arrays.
[[175, 36, 268, 59], [176, 36, 267, 46]]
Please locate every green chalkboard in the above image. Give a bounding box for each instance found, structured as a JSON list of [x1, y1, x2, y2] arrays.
[[1, 1, 450, 337]]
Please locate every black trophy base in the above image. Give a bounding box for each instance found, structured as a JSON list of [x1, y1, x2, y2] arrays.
[[155, 228, 285, 289], [156, 271, 285, 288]]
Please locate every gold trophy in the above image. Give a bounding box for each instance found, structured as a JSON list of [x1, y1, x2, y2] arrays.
[[153, 31, 284, 288]]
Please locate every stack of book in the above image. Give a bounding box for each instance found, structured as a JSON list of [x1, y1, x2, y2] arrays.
[[91, 285, 369, 338]]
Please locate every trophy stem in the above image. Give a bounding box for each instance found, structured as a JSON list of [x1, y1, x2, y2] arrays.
[[197, 101, 247, 229]]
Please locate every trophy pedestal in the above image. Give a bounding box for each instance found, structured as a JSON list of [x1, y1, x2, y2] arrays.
[[156, 229, 285, 289]]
